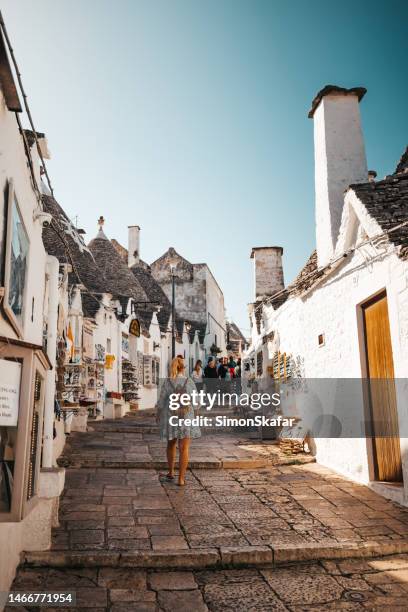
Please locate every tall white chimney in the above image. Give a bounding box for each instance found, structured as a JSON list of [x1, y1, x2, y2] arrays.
[[309, 86, 368, 268], [250, 247, 284, 301], [128, 225, 140, 267]]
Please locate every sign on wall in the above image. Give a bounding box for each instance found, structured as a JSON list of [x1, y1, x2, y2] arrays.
[[0, 359, 21, 426], [129, 319, 140, 337]]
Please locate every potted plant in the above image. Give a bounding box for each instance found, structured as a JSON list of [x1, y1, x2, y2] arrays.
[[210, 343, 221, 356]]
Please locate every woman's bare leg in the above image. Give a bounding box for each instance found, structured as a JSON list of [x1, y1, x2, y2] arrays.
[[178, 438, 191, 485], [167, 439, 177, 477]]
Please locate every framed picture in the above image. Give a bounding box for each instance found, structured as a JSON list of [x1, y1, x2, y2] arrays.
[[3, 181, 29, 337]]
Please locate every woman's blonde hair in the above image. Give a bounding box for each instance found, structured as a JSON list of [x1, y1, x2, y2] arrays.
[[170, 356, 185, 379]]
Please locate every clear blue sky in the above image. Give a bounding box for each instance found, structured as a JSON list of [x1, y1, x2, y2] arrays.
[[2, 0, 407, 332]]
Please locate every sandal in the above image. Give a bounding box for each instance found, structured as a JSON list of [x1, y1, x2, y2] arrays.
[[159, 474, 175, 482]]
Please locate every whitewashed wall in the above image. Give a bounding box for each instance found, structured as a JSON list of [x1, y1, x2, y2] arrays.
[[92, 297, 121, 393], [248, 245, 408, 499], [0, 91, 46, 344], [0, 92, 57, 594], [203, 266, 226, 356]]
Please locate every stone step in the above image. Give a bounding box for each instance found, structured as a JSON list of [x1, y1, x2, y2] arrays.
[[56, 456, 306, 469], [90, 426, 158, 434], [57, 457, 223, 469], [22, 539, 408, 571]]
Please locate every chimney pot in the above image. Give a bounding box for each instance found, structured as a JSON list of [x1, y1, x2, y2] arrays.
[[311, 85, 368, 268], [128, 225, 140, 268], [250, 247, 284, 301]]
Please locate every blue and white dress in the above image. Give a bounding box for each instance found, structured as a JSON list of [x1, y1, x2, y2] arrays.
[[157, 376, 201, 441]]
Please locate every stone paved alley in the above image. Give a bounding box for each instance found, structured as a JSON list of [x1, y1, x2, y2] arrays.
[[8, 414, 408, 610]]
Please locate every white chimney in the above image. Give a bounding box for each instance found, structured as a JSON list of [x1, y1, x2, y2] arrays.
[[250, 247, 284, 301], [128, 225, 140, 267], [309, 86, 368, 268]]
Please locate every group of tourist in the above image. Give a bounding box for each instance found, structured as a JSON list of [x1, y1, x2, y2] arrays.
[[192, 355, 242, 382]]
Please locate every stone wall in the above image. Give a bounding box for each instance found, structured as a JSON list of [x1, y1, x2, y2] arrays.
[[152, 254, 226, 356]]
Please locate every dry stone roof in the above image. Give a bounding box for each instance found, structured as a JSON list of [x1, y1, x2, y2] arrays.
[[88, 229, 148, 304], [186, 320, 206, 345], [130, 263, 171, 334], [41, 195, 107, 295], [110, 239, 172, 334], [151, 247, 194, 282], [395, 146, 408, 175], [111, 238, 129, 263], [289, 251, 325, 296], [350, 170, 408, 257], [81, 292, 101, 320]]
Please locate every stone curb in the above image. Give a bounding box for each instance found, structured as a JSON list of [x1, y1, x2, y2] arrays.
[[273, 540, 408, 564], [222, 460, 268, 469], [57, 459, 223, 469], [22, 549, 220, 570], [89, 427, 158, 434], [22, 540, 408, 570], [56, 457, 315, 469], [119, 549, 220, 569]]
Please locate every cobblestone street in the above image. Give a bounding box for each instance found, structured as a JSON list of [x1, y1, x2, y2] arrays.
[[10, 555, 408, 611], [9, 414, 408, 610]]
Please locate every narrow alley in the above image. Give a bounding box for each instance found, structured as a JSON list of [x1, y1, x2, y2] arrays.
[[1, 3, 408, 610]]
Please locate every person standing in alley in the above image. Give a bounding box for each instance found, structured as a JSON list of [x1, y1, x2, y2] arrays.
[[156, 356, 200, 486], [192, 359, 203, 392], [204, 356, 218, 378], [235, 357, 242, 378], [227, 355, 237, 378], [218, 357, 228, 379]]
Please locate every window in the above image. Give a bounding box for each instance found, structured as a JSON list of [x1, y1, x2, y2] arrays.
[[3, 182, 29, 336], [318, 333, 325, 347]]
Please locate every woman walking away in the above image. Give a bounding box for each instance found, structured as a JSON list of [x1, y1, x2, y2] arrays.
[[156, 356, 200, 486]]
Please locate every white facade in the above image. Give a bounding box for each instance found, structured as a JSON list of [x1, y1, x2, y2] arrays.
[[250, 243, 408, 493], [246, 85, 408, 505], [0, 86, 64, 591]]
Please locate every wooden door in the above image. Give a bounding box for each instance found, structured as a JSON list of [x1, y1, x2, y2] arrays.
[[363, 292, 402, 482]]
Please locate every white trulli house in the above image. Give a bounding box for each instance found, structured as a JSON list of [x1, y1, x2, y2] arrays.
[[246, 85, 408, 505]]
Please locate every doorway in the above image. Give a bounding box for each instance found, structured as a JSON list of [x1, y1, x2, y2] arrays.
[[362, 291, 403, 483]]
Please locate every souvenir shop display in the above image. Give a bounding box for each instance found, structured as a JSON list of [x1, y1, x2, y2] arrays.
[[121, 358, 139, 404]]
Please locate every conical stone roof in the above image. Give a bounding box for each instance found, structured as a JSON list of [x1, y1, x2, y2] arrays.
[[88, 221, 148, 305], [130, 262, 171, 334], [41, 195, 107, 295]]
